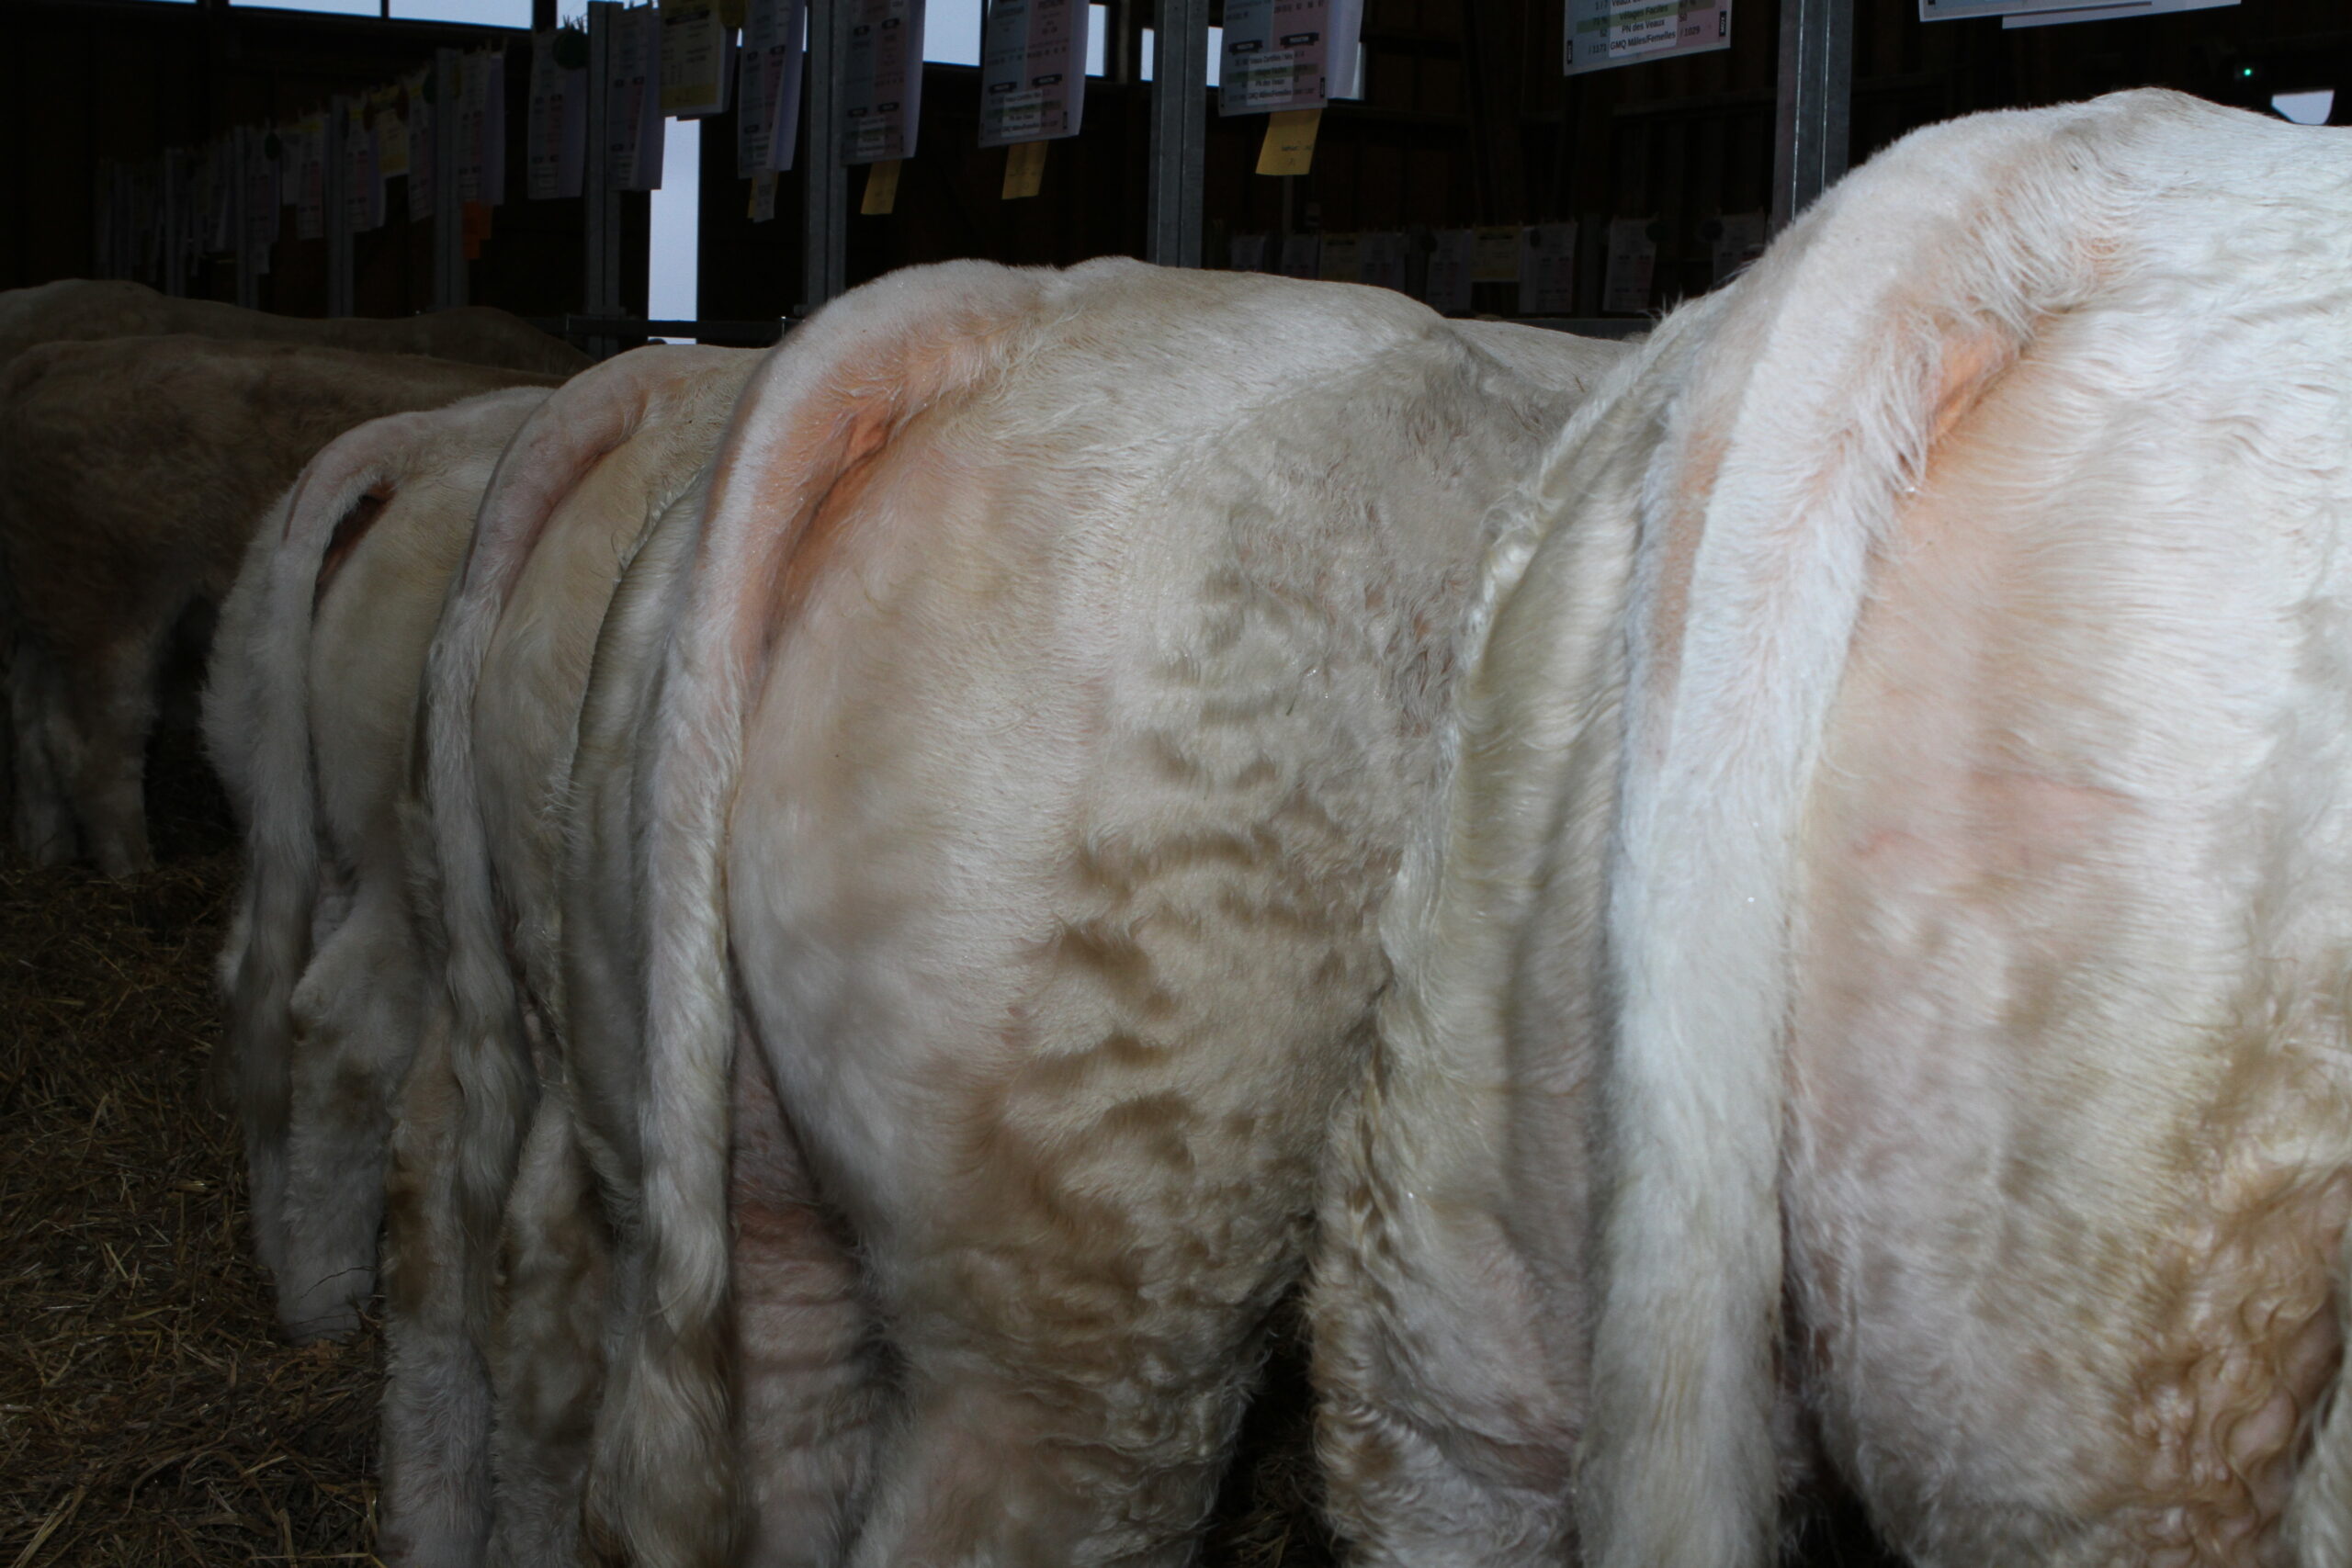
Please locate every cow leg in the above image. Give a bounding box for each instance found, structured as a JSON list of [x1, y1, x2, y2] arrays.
[[9, 637, 74, 864], [486, 1068, 609, 1568], [379, 998, 493, 1568], [273, 891, 417, 1340], [55, 628, 163, 876], [730, 1029, 882, 1568]]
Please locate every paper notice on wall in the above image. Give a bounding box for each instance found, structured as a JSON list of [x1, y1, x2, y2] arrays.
[[375, 100, 411, 181], [295, 118, 327, 242], [1275, 232, 1320, 279], [662, 2, 735, 117], [1220, 0, 1364, 114], [1603, 217, 1657, 313], [345, 103, 386, 231], [1317, 232, 1359, 282], [405, 74, 435, 220], [609, 6, 669, 189], [1470, 225, 1519, 284], [1424, 229, 1474, 313], [1919, 0, 2231, 20], [1227, 233, 1267, 271], [1518, 220, 1577, 313], [458, 49, 508, 206], [749, 168, 779, 220], [529, 30, 589, 198], [1357, 231, 1408, 292], [843, 0, 925, 164], [1001, 139, 1046, 198], [1565, 1, 1731, 75], [738, 0, 807, 174], [978, 0, 1087, 148], [1710, 210, 1765, 281]]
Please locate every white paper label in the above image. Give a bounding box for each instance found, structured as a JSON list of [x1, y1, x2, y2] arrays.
[[1220, 0, 1364, 114], [295, 118, 326, 242], [1603, 217, 1657, 314], [345, 104, 385, 231], [1279, 232, 1321, 279], [739, 0, 808, 175], [1357, 231, 1408, 293], [1518, 220, 1577, 314], [1227, 233, 1268, 271], [609, 6, 669, 190], [1565, 1, 1731, 75], [844, 0, 925, 164], [662, 4, 734, 118], [528, 33, 589, 199], [1922, 0, 2231, 18], [978, 0, 1088, 148], [405, 74, 435, 221], [1424, 229, 1474, 313]]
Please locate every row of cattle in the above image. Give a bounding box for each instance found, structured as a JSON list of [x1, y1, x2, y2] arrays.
[[10, 88, 2352, 1567]]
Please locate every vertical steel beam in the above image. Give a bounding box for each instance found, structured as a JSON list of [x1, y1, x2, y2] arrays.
[[1145, 0, 1207, 267], [326, 98, 355, 316], [434, 49, 468, 309], [800, 0, 849, 312], [1770, 0, 1851, 232], [583, 2, 623, 354]]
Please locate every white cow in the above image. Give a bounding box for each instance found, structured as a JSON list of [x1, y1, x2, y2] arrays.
[[2, 333, 561, 874], [589, 258, 1624, 1566], [203, 388, 550, 1340], [0, 277, 592, 378], [377, 345, 761, 1568], [1309, 88, 2352, 1567]]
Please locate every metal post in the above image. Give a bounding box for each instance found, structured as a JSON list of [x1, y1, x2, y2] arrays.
[[799, 0, 849, 312], [583, 3, 624, 356], [161, 154, 185, 297], [1145, 0, 1207, 267], [1770, 0, 1851, 233], [434, 49, 469, 309], [326, 99, 355, 317]]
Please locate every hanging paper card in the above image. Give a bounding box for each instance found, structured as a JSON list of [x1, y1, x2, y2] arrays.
[[1001, 139, 1046, 198], [662, 1, 735, 118], [374, 88, 410, 181], [1424, 229, 1474, 313], [608, 6, 669, 190], [1317, 232, 1359, 282], [1518, 220, 1577, 313], [1278, 233, 1320, 279], [1254, 107, 1320, 175], [1356, 231, 1408, 292], [860, 157, 901, 213], [843, 0, 925, 164], [295, 118, 327, 242], [1603, 216, 1657, 314], [1470, 224, 1519, 284], [738, 0, 808, 174], [406, 74, 435, 221], [1564, 1, 1731, 76], [528, 30, 589, 198], [749, 168, 779, 220], [1918, 0, 2231, 20], [977, 0, 1088, 149], [1227, 233, 1267, 271], [1219, 0, 1364, 115], [242, 130, 277, 274], [1709, 210, 1764, 281], [458, 50, 508, 206]]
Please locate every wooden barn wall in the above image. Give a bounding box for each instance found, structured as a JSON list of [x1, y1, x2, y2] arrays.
[[6, 0, 2352, 327]]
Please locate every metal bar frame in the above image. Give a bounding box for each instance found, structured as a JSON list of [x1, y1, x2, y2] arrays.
[[434, 47, 468, 309], [326, 97, 355, 317], [1770, 0, 1853, 233], [800, 0, 849, 313], [583, 1, 623, 355], [1145, 0, 1208, 267]]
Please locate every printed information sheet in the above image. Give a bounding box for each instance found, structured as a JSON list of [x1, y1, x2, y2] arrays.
[[844, 0, 926, 164], [1565, 1, 1731, 76], [978, 0, 1088, 147], [1220, 0, 1364, 114], [739, 0, 808, 175]]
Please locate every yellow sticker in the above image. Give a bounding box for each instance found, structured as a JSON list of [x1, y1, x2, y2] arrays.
[[860, 159, 901, 216], [1471, 225, 1521, 283], [1255, 108, 1322, 178], [1002, 141, 1046, 201], [748, 170, 778, 222], [716, 0, 747, 27]]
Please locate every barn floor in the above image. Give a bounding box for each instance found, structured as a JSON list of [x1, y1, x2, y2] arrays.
[[0, 733, 1894, 1568]]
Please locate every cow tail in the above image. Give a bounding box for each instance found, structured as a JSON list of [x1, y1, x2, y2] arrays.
[[1580, 102, 2126, 1567], [594, 263, 1045, 1567], [206, 419, 424, 1281]]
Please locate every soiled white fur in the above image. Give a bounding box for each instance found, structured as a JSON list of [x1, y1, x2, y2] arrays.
[[377, 345, 758, 1568], [601, 259, 1621, 1565], [200, 389, 548, 1340], [1317, 88, 2352, 1566]]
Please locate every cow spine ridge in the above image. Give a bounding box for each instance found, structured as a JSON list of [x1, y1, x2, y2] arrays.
[[1583, 94, 2160, 1565], [594, 263, 1046, 1567]]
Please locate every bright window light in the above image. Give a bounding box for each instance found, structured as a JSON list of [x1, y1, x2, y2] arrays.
[[1139, 26, 1222, 89], [927, 0, 981, 65], [649, 118, 699, 337], [1087, 4, 1106, 76], [229, 0, 379, 14], [392, 0, 532, 23], [2273, 89, 2335, 126]]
